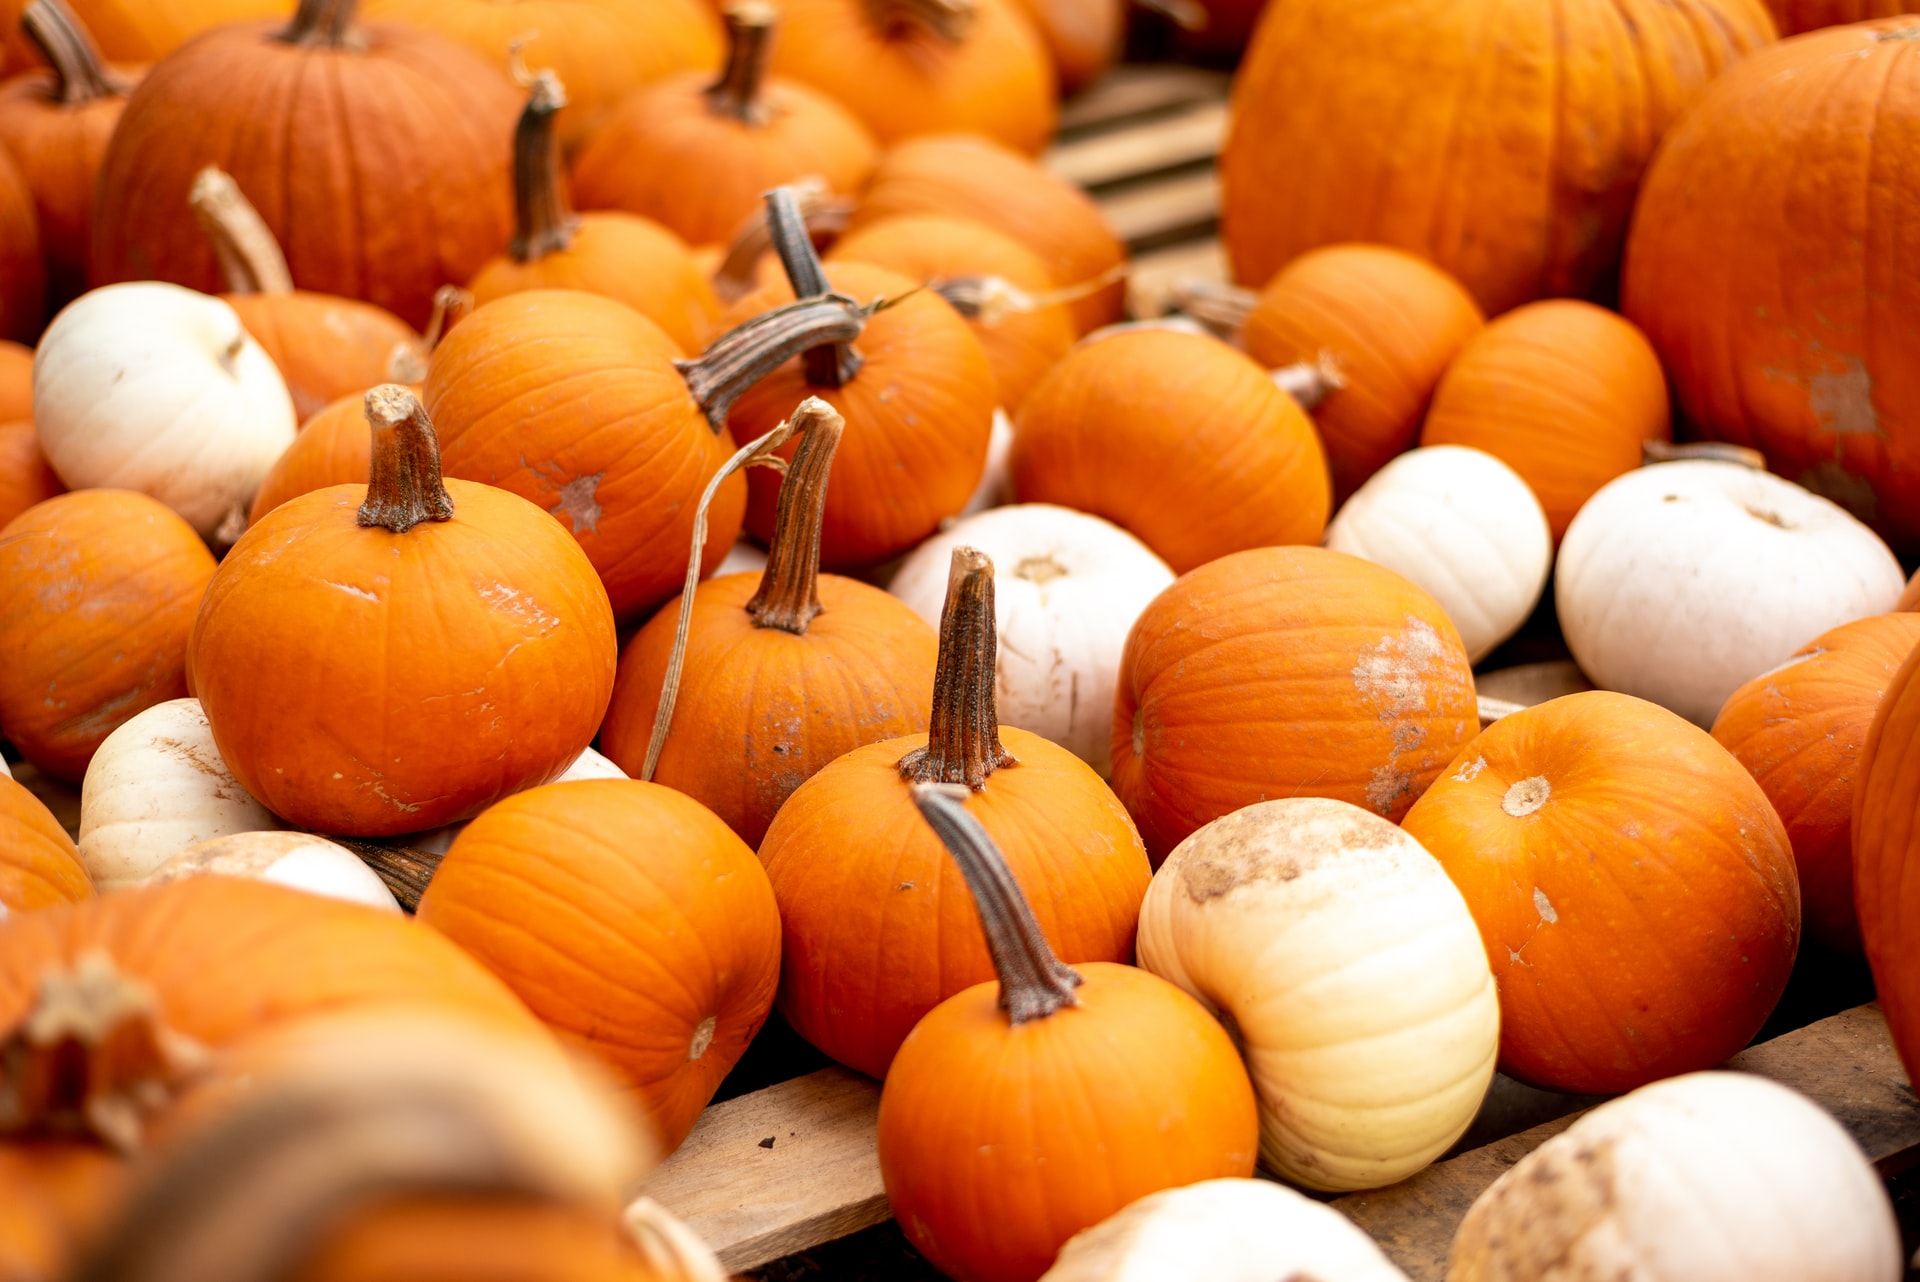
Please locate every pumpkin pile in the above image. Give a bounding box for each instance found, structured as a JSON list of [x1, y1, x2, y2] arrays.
[[0, 0, 1915, 1276]]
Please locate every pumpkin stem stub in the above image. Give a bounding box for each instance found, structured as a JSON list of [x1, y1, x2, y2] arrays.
[[708, 2, 778, 125], [388, 286, 475, 384], [1270, 351, 1345, 410], [509, 71, 578, 263], [864, 0, 977, 42], [280, 0, 363, 48], [677, 294, 871, 431], [765, 187, 863, 388], [189, 167, 295, 297], [898, 547, 1017, 788], [911, 785, 1082, 1024], [20, 0, 127, 106], [1641, 440, 1766, 471], [746, 397, 844, 634], [1169, 276, 1255, 336], [358, 385, 456, 534]]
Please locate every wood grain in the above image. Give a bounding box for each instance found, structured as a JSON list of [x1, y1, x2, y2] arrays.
[[1057, 65, 1230, 136], [1047, 102, 1226, 192]]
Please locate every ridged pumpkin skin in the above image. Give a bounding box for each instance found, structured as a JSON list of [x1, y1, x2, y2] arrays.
[[416, 780, 782, 1154], [0, 0, 282, 64], [0, 339, 29, 419], [1403, 691, 1800, 1095], [0, 774, 91, 914], [226, 293, 417, 424], [1420, 300, 1670, 540], [1221, 0, 1777, 315], [0, 490, 216, 782], [1712, 614, 1920, 957], [1623, 20, 1920, 552], [91, 16, 520, 329], [1852, 638, 1920, 1088], [0, 146, 42, 341], [246, 389, 379, 524], [1767, 0, 1920, 33], [1240, 244, 1484, 503], [0, 419, 64, 528], [1011, 330, 1331, 574], [1112, 546, 1480, 862]]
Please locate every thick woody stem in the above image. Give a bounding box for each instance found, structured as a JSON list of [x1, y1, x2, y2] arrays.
[[765, 187, 863, 388], [745, 398, 844, 634], [863, 0, 977, 41], [20, 0, 126, 106], [279, 0, 361, 48], [707, 2, 777, 125], [910, 784, 1082, 1024], [358, 386, 455, 534], [711, 178, 855, 304], [509, 71, 577, 262], [898, 547, 1017, 788], [190, 167, 294, 296], [675, 294, 870, 431], [330, 838, 442, 912]]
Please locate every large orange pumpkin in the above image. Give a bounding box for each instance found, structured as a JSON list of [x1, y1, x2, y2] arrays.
[[1112, 546, 1479, 862], [0, 142, 43, 341], [1767, 0, 1920, 32], [416, 779, 782, 1154], [1623, 19, 1920, 553], [90, 0, 521, 329], [0, 772, 90, 913], [1403, 691, 1800, 1095], [1420, 300, 1671, 540], [1855, 637, 1920, 1087], [0, 419, 63, 528], [1221, 0, 1777, 316], [0, 490, 215, 781], [0, 0, 281, 66]]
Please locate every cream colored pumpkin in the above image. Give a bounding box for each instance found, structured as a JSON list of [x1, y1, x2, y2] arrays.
[[78, 697, 282, 889], [1449, 1072, 1899, 1282], [1326, 446, 1550, 663], [1042, 1179, 1410, 1282], [1557, 461, 1903, 726], [888, 503, 1174, 776], [1137, 797, 1499, 1191], [402, 747, 629, 856], [149, 830, 401, 912], [32, 282, 296, 537]]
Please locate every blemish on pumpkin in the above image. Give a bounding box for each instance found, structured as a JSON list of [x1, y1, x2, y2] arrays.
[[1503, 776, 1551, 817], [1744, 505, 1791, 530], [1366, 764, 1415, 815], [1797, 459, 1878, 523], [687, 1015, 717, 1061], [325, 580, 379, 603], [1351, 617, 1445, 719], [1805, 355, 1880, 439], [1533, 887, 1558, 924], [1013, 554, 1067, 585], [1453, 754, 1488, 782], [1131, 706, 1145, 760], [549, 472, 605, 534]]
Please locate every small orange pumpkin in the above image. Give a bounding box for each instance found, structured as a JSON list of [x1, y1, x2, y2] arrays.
[[0, 0, 282, 65], [0, 338, 29, 419], [1856, 635, 1920, 1086], [0, 419, 63, 527], [0, 772, 91, 912], [1901, 570, 1920, 612], [0, 141, 42, 341]]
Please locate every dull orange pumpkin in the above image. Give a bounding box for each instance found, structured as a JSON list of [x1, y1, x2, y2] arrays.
[[0, 772, 90, 913], [0, 0, 281, 66], [1856, 632, 1920, 1087], [0, 142, 42, 340], [0, 419, 63, 528], [0, 339, 29, 419]]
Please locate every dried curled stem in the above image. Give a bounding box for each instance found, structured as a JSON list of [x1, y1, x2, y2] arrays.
[[190, 167, 294, 296], [745, 399, 846, 634]]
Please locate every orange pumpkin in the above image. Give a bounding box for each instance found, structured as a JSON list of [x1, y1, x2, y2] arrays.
[[417, 779, 782, 1154], [0, 1142, 124, 1282], [758, 547, 1152, 1078], [0, 141, 42, 341], [0, 0, 282, 65], [1112, 546, 1479, 862], [1010, 329, 1330, 573], [1009, 0, 1121, 94], [1220, 0, 1776, 315], [91, 0, 521, 329], [599, 399, 937, 847], [1239, 244, 1484, 504], [877, 785, 1259, 1282], [1856, 636, 1920, 1086], [852, 134, 1125, 333], [1901, 570, 1920, 612], [0, 772, 90, 912], [190, 387, 617, 836], [0, 489, 215, 781], [1766, 0, 1919, 32], [246, 391, 375, 524], [570, 2, 879, 251], [0, 419, 63, 527], [1420, 300, 1671, 541], [1403, 691, 1799, 1094], [0, 338, 28, 419], [1623, 19, 1920, 553]]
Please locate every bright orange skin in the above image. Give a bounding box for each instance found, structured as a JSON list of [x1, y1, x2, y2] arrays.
[[599, 572, 937, 849], [417, 780, 783, 1155], [0, 419, 63, 529], [91, 18, 519, 329], [1112, 547, 1478, 862], [570, 70, 879, 250], [295, 1199, 659, 1282], [225, 292, 418, 424], [1420, 300, 1670, 541], [1221, 0, 1775, 316], [0, 490, 215, 781], [724, 263, 996, 570], [831, 214, 1077, 413], [1403, 691, 1800, 1095], [1712, 615, 1920, 957], [759, 732, 1151, 1078], [1852, 638, 1920, 1088], [1241, 244, 1485, 504], [0, 1143, 124, 1282], [468, 214, 720, 356], [878, 962, 1260, 1282], [425, 290, 746, 621], [1767, 0, 1920, 32], [0, 774, 90, 913], [1624, 20, 1920, 553], [191, 479, 616, 836], [0, 339, 28, 420], [246, 390, 383, 526], [1011, 330, 1331, 574], [0, 145, 41, 342], [0, 0, 281, 66], [851, 136, 1125, 334]]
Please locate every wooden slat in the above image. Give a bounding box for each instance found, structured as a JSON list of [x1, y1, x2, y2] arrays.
[[1097, 169, 1220, 252], [1474, 660, 1593, 708], [1057, 65, 1230, 137], [1046, 102, 1227, 191]]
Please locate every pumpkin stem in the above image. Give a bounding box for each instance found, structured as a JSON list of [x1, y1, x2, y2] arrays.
[[1168, 276, 1253, 337], [898, 547, 1017, 788], [384, 286, 473, 384], [279, 0, 362, 48], [911, 784, 1081, 1024], [676, 293, 872, 432], [1642, 440, 1766, 471], [358, 385, 456, 534], [20, 0, 126, 106], [189, 167, 294, 296], [330, 838, 442, 912], [0, 951, 211, 1153], [508, 71, 578, 263], [765, 187, 864, 388], [707, 2, 777, 125], [745, 398, 844, 634], [934, 262, 1127, 326], [863, 0, 976, 42], [1270, 352, 1345, 410], [710, 177, 855, 304]]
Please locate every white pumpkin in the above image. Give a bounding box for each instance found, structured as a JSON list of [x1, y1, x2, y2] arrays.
[[32, 282, 297, 538], [713, 538, 769, 579], [1557, 461, 1904, 726], [149, 831, 401, 912], [1326, 446, 1550, 663], [78, 697, 282, 889], [1137, 797, 1499, 1192], [1042, 1179, 1409, 1282], [0, 757, 10, 780], [959, 408, 1015, 517], [1449, 1071, 1900, 1282], [401, 746, 629, 856], [888, 504, 1175, 776]]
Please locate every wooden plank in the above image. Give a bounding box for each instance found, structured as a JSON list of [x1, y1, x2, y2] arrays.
[[640, 1067, 887, 1272], [1097, 169, 1220, 252], [1046, 102, 1226, 192], [1126, 237, 1227, 319], [1474, 660, 1592, 708], [1057, 65, 1230, 137]]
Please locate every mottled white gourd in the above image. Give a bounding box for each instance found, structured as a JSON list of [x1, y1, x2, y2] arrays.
[[889, 504, 1174, 775], [79, 698, 282, 889], [1448, 1072, 1900, 1282], [1041, 1178, 1410, 1282], [1557, 461, 1903, 726], [1137, 797, 1499, 1192], [402, 746, 629, 855], [150, 831, 401, 912], [1326, 446, 1549, 663]]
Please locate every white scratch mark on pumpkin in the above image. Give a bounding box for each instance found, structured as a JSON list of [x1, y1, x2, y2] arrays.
[[1366, 764, 1415, 815], [1454, 754, 1488, 782], [1533, 886, 1558, 924], [325, 580, 379, 603]]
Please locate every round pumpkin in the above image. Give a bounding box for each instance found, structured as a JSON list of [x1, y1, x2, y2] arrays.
[[1851, 634, 1920, 1088], [0, 337, 29, 418], [0, 772, 91, 914], [1402, 691, 1800, 1095], [0, 418, 63, 528], [0, 0, 282, 65], [0, 138, 43, 341], [1766, 0, 1920, 30], [246, 388, 376, 524]]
